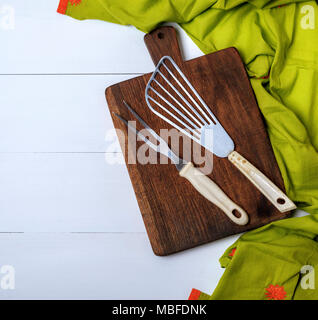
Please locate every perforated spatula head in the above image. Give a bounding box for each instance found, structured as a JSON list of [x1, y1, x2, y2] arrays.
[[145, 56, 234, 158]]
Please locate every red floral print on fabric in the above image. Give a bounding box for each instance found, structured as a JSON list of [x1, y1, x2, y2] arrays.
[[57, 0, 82, 15], [229, 248, 236, 257], [188, 289, 201, 300], [265, 284, 287, 300], [70, 0, 82, 5]]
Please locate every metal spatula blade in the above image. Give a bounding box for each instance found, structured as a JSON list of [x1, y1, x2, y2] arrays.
[[145, 56, 234, 158], [145, 56, 296, 213]]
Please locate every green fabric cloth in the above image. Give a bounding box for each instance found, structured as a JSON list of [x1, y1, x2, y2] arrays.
[[58, 0, 318, 299]]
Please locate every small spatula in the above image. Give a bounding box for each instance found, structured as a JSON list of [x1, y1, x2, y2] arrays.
[[145, 56, 296, 213]]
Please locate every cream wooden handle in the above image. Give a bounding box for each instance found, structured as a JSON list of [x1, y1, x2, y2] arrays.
[[228, 151, 296, 213], [180, 163, 249, 226]]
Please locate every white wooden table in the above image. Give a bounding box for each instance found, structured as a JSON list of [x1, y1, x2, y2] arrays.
[[0, 0, 307, 300]]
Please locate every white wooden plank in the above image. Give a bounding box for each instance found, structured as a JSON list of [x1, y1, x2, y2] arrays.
[[0, 75, 131, 152], [0, 153, 144, 232], [0, 150, 308, 232], [1, 1, 203, 74], [0, 233, 238, 300], [1, 0, 152, 74], [0, 151, 307, 234]]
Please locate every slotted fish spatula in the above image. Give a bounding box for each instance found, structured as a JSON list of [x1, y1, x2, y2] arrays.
[[145, 56, 296, 213]]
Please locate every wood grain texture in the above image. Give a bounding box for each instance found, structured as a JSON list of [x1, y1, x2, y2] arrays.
[[105, 27, 290, 256]]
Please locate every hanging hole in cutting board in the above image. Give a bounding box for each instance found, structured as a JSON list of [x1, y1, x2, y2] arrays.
[[158, 32, 164, 39]]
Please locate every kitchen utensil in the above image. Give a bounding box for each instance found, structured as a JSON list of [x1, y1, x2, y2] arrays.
[[106, 26, 291, 256], [115, 101, 249, 225], [145, 55, 296, 213]]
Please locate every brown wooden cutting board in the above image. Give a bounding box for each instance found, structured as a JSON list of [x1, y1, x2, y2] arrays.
[[105, 27, 290, 256]]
